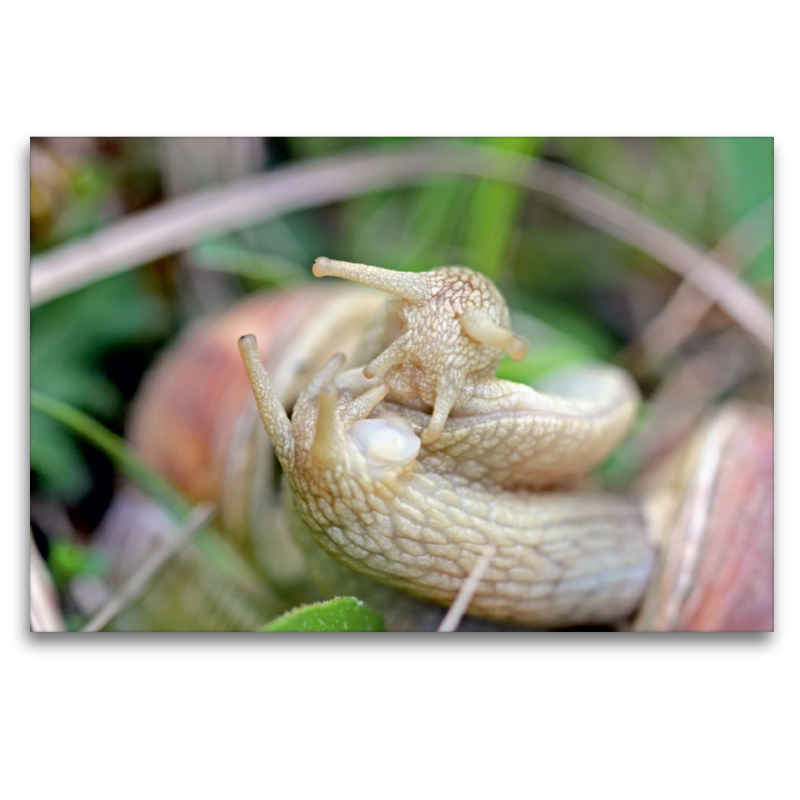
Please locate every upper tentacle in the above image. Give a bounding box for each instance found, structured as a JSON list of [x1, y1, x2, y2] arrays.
[[312, 259, 529, 440]]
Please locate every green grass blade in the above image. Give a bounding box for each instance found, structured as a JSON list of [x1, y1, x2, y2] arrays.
[[31, 390, 283, 628], [192, 238, 310, 286], [31, 390, 188, 518], [465, 137, 543, 279]]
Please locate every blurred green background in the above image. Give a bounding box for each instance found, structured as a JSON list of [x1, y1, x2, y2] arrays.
[[29, 136, 773, 630]]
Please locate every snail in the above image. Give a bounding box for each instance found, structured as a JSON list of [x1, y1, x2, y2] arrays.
[[238, 258, 654, 628], [112, 259, 772, 632]]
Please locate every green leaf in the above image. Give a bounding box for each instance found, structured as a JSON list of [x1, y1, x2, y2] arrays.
[[496, 307, 616, 387], [30, 271, 169, 501], [259, 597, 385, 632], [31, 391, 278, 626], [496, 342, 596, 385], [48, 540, 107, 590], [392, 178, 473, 271], [29, 413, 93, 501], [715, 137, 773, 223]]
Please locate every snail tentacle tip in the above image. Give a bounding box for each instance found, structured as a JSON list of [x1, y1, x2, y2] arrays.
[[421, 425, 443, 444], [422, 406, 451, 444], [236, 331, 295, 470], [459, 307, 527, 359], [507, 335, 529, 361], [298, 352, 350, 406], [424, 367, 466, 442], [310, 382, 342, 468], [363, 333, 409, 380], [344, 383, 390, 424], [311, 256, 430, 303], [312, 257, 333, 277]]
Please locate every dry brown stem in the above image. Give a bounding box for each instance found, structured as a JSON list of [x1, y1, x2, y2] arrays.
[[82, 503, 215, 632], [30, 142, 773, 352], [30, 533, 65, 632], [437, 544, 497, 633], [638, 198, 773, 365], [624, 331, 757, 472]]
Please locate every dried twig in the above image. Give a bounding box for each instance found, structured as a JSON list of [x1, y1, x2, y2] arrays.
[[438, 544, 496, 633], [30, 148, 471, 304], [82, 503, 215, 632], [622, 331, 756, 472], [30, 532, 65, 632], [30, 142, 773, 352], [638, 198, 774, 365]]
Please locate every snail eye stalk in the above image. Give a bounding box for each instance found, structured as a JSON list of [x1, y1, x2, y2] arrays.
[[313, 257, 431, 303], [237, 334, 295, 470]]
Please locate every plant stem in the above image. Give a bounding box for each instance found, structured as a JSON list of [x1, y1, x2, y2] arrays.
[[30, 390, 188, 519]]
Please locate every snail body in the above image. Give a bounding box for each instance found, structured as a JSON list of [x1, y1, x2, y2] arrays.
[[119, 259, 772, 631], [238, 259, 655, 627]]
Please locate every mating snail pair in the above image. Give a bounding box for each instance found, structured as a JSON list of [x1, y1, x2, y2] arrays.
[[108, 257, 772, 631]]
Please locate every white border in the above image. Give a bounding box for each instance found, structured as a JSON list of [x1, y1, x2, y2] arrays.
[[7, 3, 796, 797]]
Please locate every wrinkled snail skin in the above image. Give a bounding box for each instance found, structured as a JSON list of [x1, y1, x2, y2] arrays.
[[381, 364, 641, 492], [238, 260, 657, 628]]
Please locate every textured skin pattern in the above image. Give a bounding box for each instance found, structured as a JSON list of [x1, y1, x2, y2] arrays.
[[315, 259, 526, 442], [386, 365, 640, 491], [239, 262, 656, 627], [364, 268, 510, 411], [286, 388, 652, 627]]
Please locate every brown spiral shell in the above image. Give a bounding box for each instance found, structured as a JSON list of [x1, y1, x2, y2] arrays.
[[126, 284, 385, 582]]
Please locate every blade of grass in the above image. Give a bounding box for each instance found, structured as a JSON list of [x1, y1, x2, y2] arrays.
[[192, 238, 309, 286], [637, 197, 774, 366], [394, 178, 472, 270], [31, 390, 188, 518], [31, 390, 279, 623], [437, 544, 496, 632], [465, 137, 542, 279]]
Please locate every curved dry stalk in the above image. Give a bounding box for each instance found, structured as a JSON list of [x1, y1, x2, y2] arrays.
[[526, 161, 773, 352], [638, 198, 774, 365], [623, 331, 756, 472], [437, 544, 497, 633], [82, 502, 215, 632], [30, 142, 773, 352]]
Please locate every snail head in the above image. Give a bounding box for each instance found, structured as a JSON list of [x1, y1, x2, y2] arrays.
[[312, 258, 528, 442]]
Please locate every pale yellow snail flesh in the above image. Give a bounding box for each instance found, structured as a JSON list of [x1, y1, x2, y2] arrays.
[[238, 259, 655, 628]]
